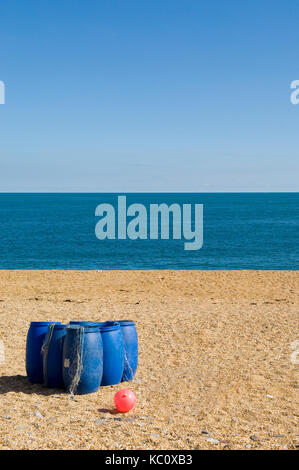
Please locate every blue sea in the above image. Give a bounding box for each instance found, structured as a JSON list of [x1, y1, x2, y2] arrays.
[[0, 193, 298, 270]]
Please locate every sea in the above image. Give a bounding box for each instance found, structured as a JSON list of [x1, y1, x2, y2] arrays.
[[0, 193, 298, 270]]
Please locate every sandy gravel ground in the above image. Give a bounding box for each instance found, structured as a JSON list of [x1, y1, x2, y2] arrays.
[[0, 270, 298, 450]]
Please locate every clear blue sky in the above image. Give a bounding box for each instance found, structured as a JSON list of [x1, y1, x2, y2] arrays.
[[0, 0, 298, 192]]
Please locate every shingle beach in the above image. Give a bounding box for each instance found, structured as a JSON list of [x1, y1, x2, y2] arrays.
[[0, 270, 298, 450]]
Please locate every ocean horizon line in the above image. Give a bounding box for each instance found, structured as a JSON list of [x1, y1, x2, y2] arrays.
[[0, 191, 298, 195]]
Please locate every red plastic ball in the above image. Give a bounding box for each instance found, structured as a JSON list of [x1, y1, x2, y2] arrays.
[[114, 389, 136, 413]]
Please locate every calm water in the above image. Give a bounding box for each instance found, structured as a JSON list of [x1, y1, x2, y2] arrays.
[[0, 193, 298, 269]]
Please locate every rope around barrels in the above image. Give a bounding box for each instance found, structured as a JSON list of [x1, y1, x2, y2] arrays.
[[69, 326, 84, 396], [41, 323, 56, 384], [123, 347, 134, 381]]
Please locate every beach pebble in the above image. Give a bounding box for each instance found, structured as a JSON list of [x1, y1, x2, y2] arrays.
[[250, 435, 259, 441], [265, 394, 274, 399], [201, 430, 209, 435], [47, 417, 57, 423], [2, 415, 11, 420], [95, 419, 106, 425], [245, 444, 252, 449], [206, 437, 219, 444], [34, 411, 43, 418]]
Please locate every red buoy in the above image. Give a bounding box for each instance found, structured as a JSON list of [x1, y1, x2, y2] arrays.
[[114, 389, 136, 413]]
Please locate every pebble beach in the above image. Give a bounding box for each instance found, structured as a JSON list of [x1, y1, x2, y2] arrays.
[[0, 270, 298, 450]]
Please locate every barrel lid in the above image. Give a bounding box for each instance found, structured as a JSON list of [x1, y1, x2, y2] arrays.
[[30, 321, 60, 326], [66, 325, 101, 333], [52, 324, 67, 330], [115, 320, 135, 326], [98, 321, 120, 332]]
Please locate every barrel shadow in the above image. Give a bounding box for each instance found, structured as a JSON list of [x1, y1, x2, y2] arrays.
[[98, 407, 120, 415], [0, 375, 65, 395]]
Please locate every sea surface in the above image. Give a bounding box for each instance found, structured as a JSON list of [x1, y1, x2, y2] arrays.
[[0, 193, 298, 269]]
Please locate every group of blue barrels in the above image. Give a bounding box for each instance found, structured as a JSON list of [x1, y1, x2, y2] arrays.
[[26, 320, 138, 395]]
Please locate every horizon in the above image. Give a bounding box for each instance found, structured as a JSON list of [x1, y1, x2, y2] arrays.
[[0, 191, 298, 194]]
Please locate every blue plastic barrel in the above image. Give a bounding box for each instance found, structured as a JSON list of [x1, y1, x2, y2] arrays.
[[62, 325, 103, 395], [98, 321, 124, 386], [42, 324, 67, 389], [26, 322, 60, 383], [116, 320, 138, 381]]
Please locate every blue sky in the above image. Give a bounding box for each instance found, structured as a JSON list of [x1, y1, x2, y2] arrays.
[[0, 0, 298, 192]]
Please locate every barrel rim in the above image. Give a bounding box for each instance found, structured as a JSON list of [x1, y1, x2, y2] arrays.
[[30, 321, 60, 327], [52, 324, 68, 330], [115, 320, 135, 326], [66, 325, 101, 333], [98, 321, 120, 332]]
